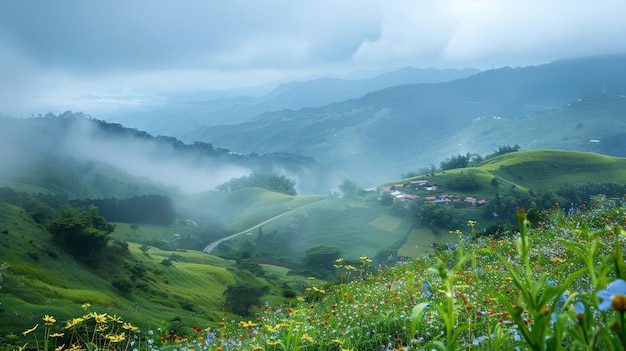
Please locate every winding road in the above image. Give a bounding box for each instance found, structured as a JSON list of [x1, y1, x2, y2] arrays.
[[202, 198, 327, 253]]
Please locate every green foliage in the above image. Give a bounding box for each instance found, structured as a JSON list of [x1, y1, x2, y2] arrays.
[[223, 281, 270, 316], [303, 245, 341, 278], [485, 144, 521, 159], [338, 179, 358, 198], [70, 195, 175, 225], [440, 152, 482, 171], [419, 202, 459, 228], [47, 205, 114, 261], [217, 172, 297, 195]]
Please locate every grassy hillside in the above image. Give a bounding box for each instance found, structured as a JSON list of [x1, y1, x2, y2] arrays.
[[401, 149, 626, 197], [0, 200, 304, 335]]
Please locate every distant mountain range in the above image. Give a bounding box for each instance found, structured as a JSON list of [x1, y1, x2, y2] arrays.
[[102, 67, 480, 137], [5, 55, 626, 194], [180, 54, 626, 187]]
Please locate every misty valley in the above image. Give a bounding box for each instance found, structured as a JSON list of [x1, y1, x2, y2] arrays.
[[3, 55, 626, 350]]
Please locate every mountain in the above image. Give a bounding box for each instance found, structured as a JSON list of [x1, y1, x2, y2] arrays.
[[183, 55, 626, 187], [101, 67, 480, 138], [0, 113, 329, 195]]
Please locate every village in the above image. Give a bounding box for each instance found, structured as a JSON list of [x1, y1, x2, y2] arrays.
[[371, 179, 488, 206]]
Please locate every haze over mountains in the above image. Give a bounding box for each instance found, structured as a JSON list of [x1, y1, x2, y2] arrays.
[[106, 54, 626, 191], [3, 54, 626, 195]]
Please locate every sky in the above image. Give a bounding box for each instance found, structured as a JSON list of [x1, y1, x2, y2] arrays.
[[2, 0, 626, 116]]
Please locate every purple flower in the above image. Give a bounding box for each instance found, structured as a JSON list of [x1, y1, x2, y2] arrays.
[[598, 279, 626, 311]]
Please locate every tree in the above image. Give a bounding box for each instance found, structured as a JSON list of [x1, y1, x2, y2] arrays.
[[303, 245, 341, 278], [48, 205, 114, 261], [224, 282, 269, 316], [130, 223, 139, 236], [338, 179, 358, 198]]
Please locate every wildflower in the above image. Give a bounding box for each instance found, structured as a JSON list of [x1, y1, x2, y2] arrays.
[[335, 258, 344, 263], [551, 257, 565, 264], [81, 303, 90, 309], [574, 302, 585, 320], [43, 315, 56, 325], [106, 333, 126, 343], [92, 312, 107, 323], [108, 314, 122, 323], [331, 339, 344, 345], [55, 344, 65, 351], [598, 279, 626, 311], [240, 320, 257, 328], [23, 324, 38, 335], [302, 333, 314, 342], [266, 340, 281, 345], [50, 332, 65, 338], [122, 322, 138, 331], [65, 317, 84, 329]]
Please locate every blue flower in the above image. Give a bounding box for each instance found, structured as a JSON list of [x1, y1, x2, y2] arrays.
[[573, 302, 585, 315], [598, 279, 626, 311]]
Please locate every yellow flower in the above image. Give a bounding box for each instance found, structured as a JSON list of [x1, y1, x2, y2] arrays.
[[551, 257, 565, 264], [43, 315, 56, 326], [344, 265, 356, 271], [302, 333, 313, 342], [55, 344, 65, 351], [333, 264, 343, 268], [335, 258, 344, 263], [240, 320, 257, 328], [359, 255, 369, 261], [50, 332, 65, 338], [108, 314, 122, 323], [22, 324, 39, 335], [81, 303, 91, 309], [122, 322, 138, 331], [65, 317, 84, 329], [68, 343, 83, 351], [331, 339, 344, 345], [251, 344, 264, 350], [106, 333, 126, 343], [92, 312, 107, 323], [266, 340, 281, 345], [342, 348, 355, 351]]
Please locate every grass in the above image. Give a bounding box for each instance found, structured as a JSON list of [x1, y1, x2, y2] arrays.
[[17, 196, 626, 350], [0, 202, 292, 335]]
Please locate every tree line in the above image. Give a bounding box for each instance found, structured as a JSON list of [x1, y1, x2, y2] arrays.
[[70, 195, 175, 226]]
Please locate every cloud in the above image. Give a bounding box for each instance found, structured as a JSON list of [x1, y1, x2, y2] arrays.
[[1, 0, 626, 116]]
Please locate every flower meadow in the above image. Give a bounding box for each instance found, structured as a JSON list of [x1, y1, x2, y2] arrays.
[[14, 197, 626, 350]]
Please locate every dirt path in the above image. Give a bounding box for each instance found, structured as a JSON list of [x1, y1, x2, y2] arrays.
[[202, 198, 327, 253]]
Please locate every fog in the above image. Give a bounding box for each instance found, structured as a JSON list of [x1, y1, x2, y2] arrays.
[[0, 116, 251, 194]]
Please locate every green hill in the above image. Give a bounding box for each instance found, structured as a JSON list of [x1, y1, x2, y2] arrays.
[[0, 198, 305, 335]]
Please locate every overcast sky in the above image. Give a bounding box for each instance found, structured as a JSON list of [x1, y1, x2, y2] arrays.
[[2, 0, 626, 116]]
